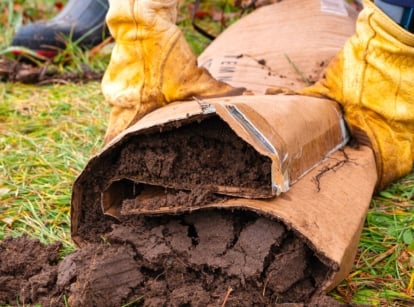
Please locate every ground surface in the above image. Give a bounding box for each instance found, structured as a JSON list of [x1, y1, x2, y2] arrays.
[[0, 55, 103, 84], [1, 1, 413, 305]]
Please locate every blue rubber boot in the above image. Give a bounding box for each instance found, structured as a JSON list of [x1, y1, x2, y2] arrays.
[[11, 0, 109, 58]]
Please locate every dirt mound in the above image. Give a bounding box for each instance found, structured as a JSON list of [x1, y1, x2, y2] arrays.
[[0, 210, 348, 306]]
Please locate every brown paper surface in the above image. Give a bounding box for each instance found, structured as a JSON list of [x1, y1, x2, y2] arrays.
[[198, 0, 357, 94]]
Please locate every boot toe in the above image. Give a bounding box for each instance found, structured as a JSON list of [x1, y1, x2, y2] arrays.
[[12, 22, 67, 52], [13, 21, 108, 50]]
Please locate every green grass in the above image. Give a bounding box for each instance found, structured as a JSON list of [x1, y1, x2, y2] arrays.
[[0, 82, 107, 255], [0, 0, 413, 306], [332, 175, 414, 305]]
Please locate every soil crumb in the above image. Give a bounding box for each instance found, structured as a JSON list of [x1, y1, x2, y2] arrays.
[[0, 236, 62, 306], [0, 210, 353, 306]]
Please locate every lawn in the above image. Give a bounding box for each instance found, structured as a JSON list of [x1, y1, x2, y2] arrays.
[[0, 0, 413, 305]]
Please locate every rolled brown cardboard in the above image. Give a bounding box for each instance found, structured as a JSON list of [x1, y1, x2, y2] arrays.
[[70, 0, 376, 294], [71, 94, 377, 292]]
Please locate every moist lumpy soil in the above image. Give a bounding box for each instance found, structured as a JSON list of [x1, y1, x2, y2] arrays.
[[74, 115, 273, 243], [0, 210, 345, 306], [1, 115, 347, 306], [113, 116, 272, 194]]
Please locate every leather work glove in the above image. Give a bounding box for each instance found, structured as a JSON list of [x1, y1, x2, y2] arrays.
[[101, 0, 243, 143], [301, 0, 414, 190]]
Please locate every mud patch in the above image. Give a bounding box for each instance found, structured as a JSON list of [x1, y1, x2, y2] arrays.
[[0, 210, 348, 306]]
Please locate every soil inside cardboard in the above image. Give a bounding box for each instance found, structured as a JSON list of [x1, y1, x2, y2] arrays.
[[0, 210, 345, 306], [114, 116, 272, 194], [75, 115, 273, 242], [1, 115, 346, 306]]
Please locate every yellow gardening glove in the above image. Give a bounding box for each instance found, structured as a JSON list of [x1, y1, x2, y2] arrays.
[[102, 0, 243, 143], [301, 0, 414, 190]]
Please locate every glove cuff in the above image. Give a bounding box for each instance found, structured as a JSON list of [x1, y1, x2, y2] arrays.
[[366, 0, 414, 45]]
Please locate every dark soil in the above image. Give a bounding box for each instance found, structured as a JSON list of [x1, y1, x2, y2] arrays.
[[1, 102, 349, 306], [73, 115, 274, 244], [0, 210, 346, 306], [113, 117, 272, 200], [114, 116, 272, 196], [0, 55, 103, 84]]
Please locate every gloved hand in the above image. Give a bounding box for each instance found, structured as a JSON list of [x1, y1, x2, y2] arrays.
[[301, 0, 414, 190], [102, 0, 243, 143]]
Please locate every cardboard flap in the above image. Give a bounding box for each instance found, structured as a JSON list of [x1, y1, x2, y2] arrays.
[[210, 95, 349, 185]]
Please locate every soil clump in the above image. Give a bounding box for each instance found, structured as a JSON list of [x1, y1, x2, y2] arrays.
[[113, 116, 272, 195], [0, 210, 347, 306]]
